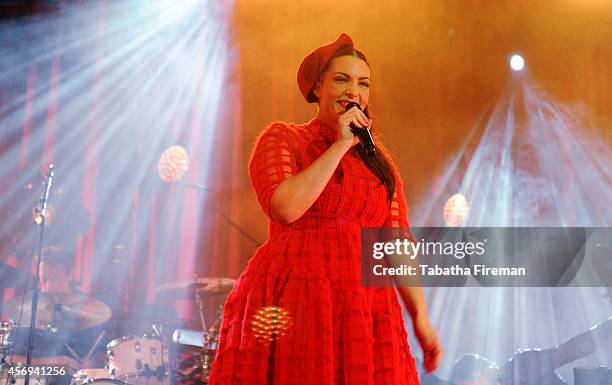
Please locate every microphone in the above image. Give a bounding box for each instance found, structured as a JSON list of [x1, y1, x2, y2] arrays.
[[34, 164, 55, 225], [186, 183, 213, 191], [345, 102, 376, 155]]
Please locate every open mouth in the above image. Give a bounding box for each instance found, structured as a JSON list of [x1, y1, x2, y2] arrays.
[[337, 100, 353, 109]]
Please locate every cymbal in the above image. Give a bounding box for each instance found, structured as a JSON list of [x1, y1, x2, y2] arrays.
[[10, 355, 80, 371], [3, 291, 111, 330], [155, 277, 236, 300]]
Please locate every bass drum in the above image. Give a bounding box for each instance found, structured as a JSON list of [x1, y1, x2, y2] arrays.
[[71, 368, 110, 385], [106, 335, 169, 385]]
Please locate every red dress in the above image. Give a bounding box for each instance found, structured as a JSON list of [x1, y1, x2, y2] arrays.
[[208, 118, 420, 385]]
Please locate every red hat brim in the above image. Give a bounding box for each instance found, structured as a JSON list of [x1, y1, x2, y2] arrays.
[[297, 33, 354, 103]]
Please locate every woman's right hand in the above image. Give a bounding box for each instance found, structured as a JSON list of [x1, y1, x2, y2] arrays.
[[269, 108, 371, 224], [336, 106, 371, 149]]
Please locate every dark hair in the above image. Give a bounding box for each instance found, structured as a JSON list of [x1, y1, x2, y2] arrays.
[[42, 245, 74, 270], [318, 44, 396, 201]]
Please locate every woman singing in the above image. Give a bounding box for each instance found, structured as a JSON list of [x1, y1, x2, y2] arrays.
[[208, 33, 442, 385]]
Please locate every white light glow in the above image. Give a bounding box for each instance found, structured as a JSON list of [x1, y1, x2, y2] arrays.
[[509, 54, 525, 72], [443, 193, 469, 227], [158, 145, 189, 182], [411, 80, 612, 378], [0, 0, 235, 309]]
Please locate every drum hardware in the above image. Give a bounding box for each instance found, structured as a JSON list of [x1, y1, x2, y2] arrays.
[[85, 331, 108, 361], [154, 277, 236, 301], [172, 327, 211, 383], [195, 291, 214, 381], [63, 342, 83, 364], [2, 275, 234, 385], [170, 306, 224, 384], [106, 335, 169, 385], [77, 381, 125, 385], [172, 329, 203, 348], [200, 310, 222, 381], [1, 320, 13, 370], [72, 368, 111, 385], [154, 277, 233, 384], [195, 293, 207, 333], [1, 320, 13, 348]]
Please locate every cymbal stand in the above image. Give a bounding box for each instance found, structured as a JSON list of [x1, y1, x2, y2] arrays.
[[25, 164, 54, 385], [148, 322, 172, 383], [0, 320, 13, 365], [194, 292, 211, 381], [193, 293, 224, 382], [200, 305, 223, 382], [195, 292, 207, 332]]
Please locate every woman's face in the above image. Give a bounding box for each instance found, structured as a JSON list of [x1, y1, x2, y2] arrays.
[[314, 55, 370, 123]]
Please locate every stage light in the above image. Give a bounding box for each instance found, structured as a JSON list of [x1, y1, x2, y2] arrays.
[[157, 145, 189, 182], [509, 54, 525, 72], [251, 306, 292, 342], [443, 193, 469, 227]]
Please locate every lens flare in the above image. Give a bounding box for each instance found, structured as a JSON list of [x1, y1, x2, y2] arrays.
[[157, 145, 189, 182], [251, 306, 292, 342], [443, 193, 469, 227]]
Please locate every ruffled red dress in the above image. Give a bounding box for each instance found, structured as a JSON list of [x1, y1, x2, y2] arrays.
[[208, 118, 420, 385]]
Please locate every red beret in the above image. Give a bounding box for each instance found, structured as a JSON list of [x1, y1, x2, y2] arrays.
[[297, 33, 354, 103]]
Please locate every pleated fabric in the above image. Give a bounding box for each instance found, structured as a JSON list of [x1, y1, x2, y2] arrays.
[[208, 119, 420, 385]]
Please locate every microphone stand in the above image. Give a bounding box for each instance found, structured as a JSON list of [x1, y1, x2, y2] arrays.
[[25, 164, 54, 385], [187, 184, 261, 248]]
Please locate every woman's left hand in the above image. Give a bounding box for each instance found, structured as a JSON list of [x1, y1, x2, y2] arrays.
[[413, 315, 443, 373]]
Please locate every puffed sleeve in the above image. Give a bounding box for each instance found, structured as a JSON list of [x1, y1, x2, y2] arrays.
[[384, 169, 410, 228], [249, 122, 300, 219], [383, 166, 417, 243]]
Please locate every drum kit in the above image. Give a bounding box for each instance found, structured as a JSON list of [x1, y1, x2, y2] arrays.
[[0, 276, 235, 385]]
